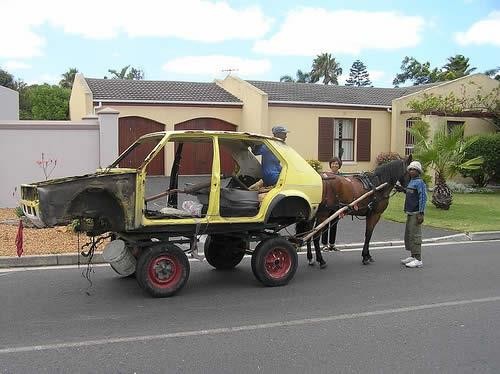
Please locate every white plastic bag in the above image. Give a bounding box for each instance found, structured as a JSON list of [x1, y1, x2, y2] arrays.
[[181, 200, 203, 217]]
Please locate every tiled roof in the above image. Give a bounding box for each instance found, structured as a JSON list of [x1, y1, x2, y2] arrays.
[[85, 78, 242, 104], [247, 80, 437, 107]]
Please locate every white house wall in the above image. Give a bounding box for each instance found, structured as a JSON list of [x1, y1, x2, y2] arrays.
[[0, 86, 19, 120]]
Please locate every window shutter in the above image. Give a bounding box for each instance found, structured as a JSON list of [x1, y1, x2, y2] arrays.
[[318, 117, 333, 161], [356, 118, 371, 162]]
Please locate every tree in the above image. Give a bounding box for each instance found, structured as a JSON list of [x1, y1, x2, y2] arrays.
[[393, 55, 477, 86], [393, 57, 440, 86], [279, 75, 294, 82], [345, 60, 372, 87], [310, 53, 342, 85], [440, 55, 476, 80], [409, 124, 483, 210], [106, 65, 144, 80], [59, 68, 79, 89], [27, 85, 70, 120], [16, 80, 31, 119], [461, 133, 500, 186], [0, 68, 16, 89], [485, 67, 500, 81], [280, 69, 313, 83]]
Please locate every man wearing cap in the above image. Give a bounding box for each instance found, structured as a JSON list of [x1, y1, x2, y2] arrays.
[[401, 160, 427, 268], [251, 125, 289, 187]]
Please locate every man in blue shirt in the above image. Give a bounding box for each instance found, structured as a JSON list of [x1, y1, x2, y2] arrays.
[[401, 160, 427, 268], [252, 125, 289, 187]]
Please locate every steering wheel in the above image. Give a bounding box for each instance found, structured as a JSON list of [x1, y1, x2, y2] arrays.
[[231, 173, 249, 190]]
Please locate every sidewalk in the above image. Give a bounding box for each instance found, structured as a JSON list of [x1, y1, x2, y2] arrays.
[[1, 219, 499, 268]]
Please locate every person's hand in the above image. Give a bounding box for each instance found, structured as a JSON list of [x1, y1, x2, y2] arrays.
[[394, 184, 406, 193], [416, 213, 424, 225]]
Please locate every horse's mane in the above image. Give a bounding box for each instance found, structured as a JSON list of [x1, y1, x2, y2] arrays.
[[373, 159, 405, 185]]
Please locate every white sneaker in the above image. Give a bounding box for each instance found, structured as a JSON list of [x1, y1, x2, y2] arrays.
[[401, 256, 415, 264], [405, 259, 423, 268]]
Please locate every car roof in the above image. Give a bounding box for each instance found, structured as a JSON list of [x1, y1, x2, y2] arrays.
[[139, 130, 283, 142]]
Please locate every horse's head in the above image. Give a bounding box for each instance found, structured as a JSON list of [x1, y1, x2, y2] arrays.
[[374, 154, 412, 188], [398, 154, 413, 188]]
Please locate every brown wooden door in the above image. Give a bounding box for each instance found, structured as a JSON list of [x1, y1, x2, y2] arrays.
[[174, 118, 236, 175], [118, 116, 165, 175]]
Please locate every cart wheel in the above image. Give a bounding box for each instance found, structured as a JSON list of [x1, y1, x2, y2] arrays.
[[251, 241, 264, 282], [204, 235, 246, 270], [136, 244, 190, 297], [251, 237, 298, 286]]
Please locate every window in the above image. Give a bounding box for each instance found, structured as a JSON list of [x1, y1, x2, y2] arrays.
[[447, 120, 464, 134], [405, 117, 420, 156], [318, 117, 371, 162], [334, 119, 354, 161]]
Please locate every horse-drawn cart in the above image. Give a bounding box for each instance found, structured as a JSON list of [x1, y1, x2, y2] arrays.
[[20, 130, 323, 297]]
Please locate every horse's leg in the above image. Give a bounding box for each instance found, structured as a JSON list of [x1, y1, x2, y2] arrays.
[[305, 236, 314, 266], [313, 234, 327, 269], [300, 221, 314, 266], [361, 213, 382, 265]]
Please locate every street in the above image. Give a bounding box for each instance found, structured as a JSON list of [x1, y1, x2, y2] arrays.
[[1, 240, 500, 373]]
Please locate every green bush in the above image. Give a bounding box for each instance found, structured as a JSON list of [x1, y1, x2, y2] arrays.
[[14, 206, 25, 218], [306, 159, 322, 173], [461, 133, 500, 186], [376, 152, 401, 165]]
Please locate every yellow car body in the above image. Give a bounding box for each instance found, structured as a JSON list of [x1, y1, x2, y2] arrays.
[[21, 131, 322, 235]]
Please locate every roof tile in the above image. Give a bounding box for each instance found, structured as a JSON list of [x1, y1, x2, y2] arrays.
[[247, 80, 436, 107], [86, 78, 242, 104]]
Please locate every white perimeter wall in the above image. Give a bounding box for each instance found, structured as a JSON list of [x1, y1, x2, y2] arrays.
[[0, 110, 119, 207]]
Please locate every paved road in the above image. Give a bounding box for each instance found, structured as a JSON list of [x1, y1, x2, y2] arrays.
[[1, 240, 499, 373]]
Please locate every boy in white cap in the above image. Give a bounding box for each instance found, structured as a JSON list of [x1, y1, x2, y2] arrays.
[[401, 160, 427, 268]]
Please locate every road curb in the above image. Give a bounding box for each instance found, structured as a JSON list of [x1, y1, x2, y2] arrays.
[[468, 231, 500, 241], [1, 231, 499, 268], [0, 253, 105, 268]]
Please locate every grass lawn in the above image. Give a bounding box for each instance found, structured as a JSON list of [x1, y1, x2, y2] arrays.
[[382, 191, 500, 232]]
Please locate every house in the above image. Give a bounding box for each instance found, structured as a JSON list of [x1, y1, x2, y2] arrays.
[[0, 85, 19, 120], [69, 73, 499, 174]]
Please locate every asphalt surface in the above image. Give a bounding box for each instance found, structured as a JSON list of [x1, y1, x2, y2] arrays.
[[1, 218, 463, 268], [284, 216, 459, 244], [1, 240, 500, 373]]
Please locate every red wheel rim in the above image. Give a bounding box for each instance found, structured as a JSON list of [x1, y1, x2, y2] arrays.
[[147, 254, 182, 288], [264, 247, 292, 279]]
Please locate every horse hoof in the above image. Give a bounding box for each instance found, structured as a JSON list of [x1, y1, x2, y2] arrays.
[[308, 259, 315, 266], [319, 262, 328, 269], [362, 259, 370, 265]]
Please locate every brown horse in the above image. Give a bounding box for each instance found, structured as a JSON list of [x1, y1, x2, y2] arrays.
[[301, 156, 412, 267]]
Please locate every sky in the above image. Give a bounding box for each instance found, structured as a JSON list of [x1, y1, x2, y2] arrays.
[[1, 0, 499, 88]]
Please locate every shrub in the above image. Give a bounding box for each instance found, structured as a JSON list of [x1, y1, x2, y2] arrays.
[[460, 133, 500, 187], [306, 159, 322, 173], [14, 206, 25, 218], [376, 152, 401, 166], [447, 181, 494, 194]]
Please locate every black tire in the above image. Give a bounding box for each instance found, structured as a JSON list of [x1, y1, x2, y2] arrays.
[[251, 237, 298, 287], [204, 235, 246, 270], [251, 241, 264, 282], [136, 244, 190, 298]]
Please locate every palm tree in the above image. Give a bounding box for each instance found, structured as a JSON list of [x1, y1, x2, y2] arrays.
[[279, 69, 313, 83], [279, 75, 294, 82], [107, 65, 131, 79], [409, 123, 483, 209], [485, 67, 500, 81], [106, 66, 144, 80], [310, 53, 342, 85], [59, 68, 79, 89]]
